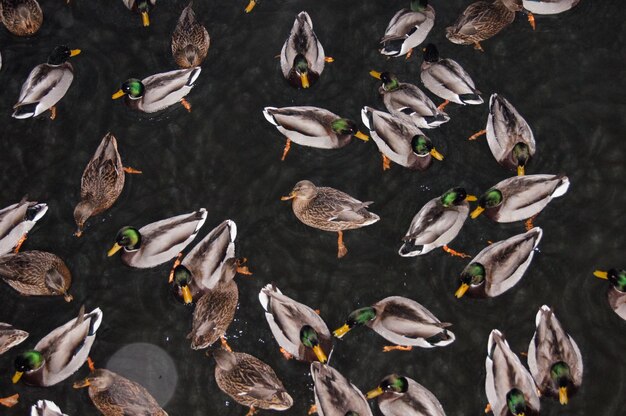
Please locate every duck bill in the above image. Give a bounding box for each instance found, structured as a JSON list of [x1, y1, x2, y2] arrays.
[[244, 0, 256, 13], [465, 195, 478, 201], [470, 206, 485, 219], [112, 90, 125, 99], [141, 11, 150, 27], [593, 270, 608, 279], [312, 345, 328, 364], [181, 285, 193, 305], [300, 73, 310, 89], [70, 49, 81, 57], [517, 165, 525, 176], [559, 387, 568, 405], [354, 131, 369, 141], [369, 70, 382, 79], [107, 243, 122, 257], [280, 192, 295, 201], [366, 386, 384, 399], [455, 283, 470, 298], [11, 371, 23, 384], [332, 324, 351, 338], [73, 379, 91, 389], [430, 148, 444, 160]]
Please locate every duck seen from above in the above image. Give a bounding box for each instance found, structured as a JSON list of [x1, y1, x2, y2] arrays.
[[107, 208, 207, 268], [522, 0, 580, 15], [281, 180, 379, 258], [310, 362, 373, 416], [171, 2, 210, 68], [30, 400, 68, 416], [379, 0, 435, 58], [0, 198, 47, 255], [263, 106, 369, 161], [122, 0, 155, 27], [0, 0, 43, 36], [366, 374, 446, 416], [13, 45, 81, 119], [593, 268, 626, 320]]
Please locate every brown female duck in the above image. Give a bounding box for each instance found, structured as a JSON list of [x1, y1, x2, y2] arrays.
[[0, 251, 72, 301]]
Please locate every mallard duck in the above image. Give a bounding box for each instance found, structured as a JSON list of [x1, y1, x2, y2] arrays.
[[446, 0, 529, 52], [281, 180, 379, 258], [0, 251, 72, 301], [0, 198, 47, 255], [0, 323, 28, 355], [333, 296, 455, 351], [12, 306, 102, 386], [366, 374, 446, 416], [455, 227, 543, 298], [188, 279, 238, 350], [593, 269, 626, 320], [122, 0, 155, 27], [30, 400, 68, 416], [170, 219, 241, 305], [0, 0, 42, 36], [108, 208, 207, 269], [310, 362, 373, 416], [171, 2, 209, 68], [420, 44, 482, 110], [399, 187, 475, 257], [523, 0, 580, 15], [213, 348, 293, 414], [486, 329, 540, 416], [12, 45, 81, 119], [112, 67, 201, 113], [259, 284, 332, 363], [470, 174, 569, 222], [74, 133, 141, 237], [369, 70, 450, 129], [380, 0, 435, 57], [73, 368, 167, 415], [470, 94, 535, 176], [263, 106, 369, 161], [280, 11, 329, 89], [527, 305, 583, 405], [361, 106, 444, 171]]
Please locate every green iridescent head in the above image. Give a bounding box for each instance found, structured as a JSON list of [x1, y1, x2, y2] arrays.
[[137, 0, 153, 12], [347, 306, 376, 328], [294, 54, 309, 75], [513, 143, 531, 173], [506, 388, 528, 416], [331, 118, 358, 135], [380, 374, 409, 394], [411, 135, 433, 156], [410, 0, 428, 12], [460, 263, 485, 285], [173, 265, 192, 287], [14, 350, 44, 373], [479, 189, 503, 209], [115, 226, 141, 250], [380, 72, 400, 91], [300, 325, 320, 348], [121, 79, 145, 99], [550, 362, 571, 387], [608, 269, 626, 292], [345, 412, 360, 416], [440, 187, 468, 207]]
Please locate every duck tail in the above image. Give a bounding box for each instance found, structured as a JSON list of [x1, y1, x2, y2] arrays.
[[424, 113, 450, 128], [12, 103, 39, 119], [186, 67, 202, 87], [87, 308, 104, 336], [458, 93, 483, 105], [262, 107, 279, 126], [552, 175, 570, 198]]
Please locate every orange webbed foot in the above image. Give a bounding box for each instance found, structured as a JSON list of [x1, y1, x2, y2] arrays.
[[382, 345, 413, 352], [0, 394, 19, 407], [180, 98, 192, 112], [442, 245, 471, 258]]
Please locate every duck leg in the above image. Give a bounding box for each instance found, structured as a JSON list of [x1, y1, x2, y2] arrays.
[[308, 405, 318, 415], [123, 167, 142, 174], [484, 403, 492, 414], [383, 345, 413, 352], [180, 98, 192, 112], [281, 138, 292, 161], [49, 106, 57, 120], [382, 154, 391, 171], [279, 347, 293, 360], [405, 48, 413, 60], [245, 406, 258, 416], [473, 42, 484, 52], [87, 357, 96, 372], [527, 12, 536, 30], [0, 394, 18, 407], [337, 231, 348, 258], [13, 234, 28, 253], [63, 291, 73, 302], [168, 252, 184, 283], [244, 0, 256, 13], [236, 258, 253, 275], [468, 129, 487, 141], [525, 214, 537, 231], [442, 245, 471, 258], [324, 57, 334, 63], [437, 100, 450, 111], [220, 336, 233, 352]]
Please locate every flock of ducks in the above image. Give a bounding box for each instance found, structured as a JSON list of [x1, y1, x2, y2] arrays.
[[0, 0, 622, 415]]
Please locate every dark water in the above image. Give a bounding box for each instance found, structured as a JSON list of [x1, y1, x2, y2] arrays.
[[0, 0, 625, 415]]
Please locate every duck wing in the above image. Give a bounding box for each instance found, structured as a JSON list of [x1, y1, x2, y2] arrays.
[[311, 362, 372, 416]]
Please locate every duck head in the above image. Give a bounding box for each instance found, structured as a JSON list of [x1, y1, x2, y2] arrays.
[[471, 189, 503, 218], [423, 44, 440, 63], [366, 374, 408, 398], [48, 46, 81, 66], [550, 361, 573, 405], [440, 187, 476, 208], [173, 265, 194, 304], [13, 350, 44, 383], [300, 325, 327, 363], [333, 306, 376, 338], [594, 269, 626, 292], [506, 388, 530, 416], [513, 143, 531, 176], [281, 180, 318, 201], [369, 70, 400, 92], [108, 226, 141, 256], [331, 119, 369, 141], [412, 135, 443, 160], [455, 263, 485, 298], [112, 79, 145, 100]]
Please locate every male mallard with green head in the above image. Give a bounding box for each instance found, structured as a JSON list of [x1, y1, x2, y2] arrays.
[[593, 269, 626, 320], [366, 374, 446, 416]]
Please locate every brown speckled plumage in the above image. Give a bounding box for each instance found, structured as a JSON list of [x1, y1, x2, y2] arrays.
[[445, 0, 522, 46], [0, 0, 43, 36], [171, 2, 210, 68], [0, 250, 71, 299], [0, 322, 28, 355], [188, 280, 238, 349]]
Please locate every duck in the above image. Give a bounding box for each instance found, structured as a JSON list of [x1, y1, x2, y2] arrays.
[[469, 94, 535, 175], [399, 187, 475, 257], [73, 368, 167, 415], [280, 11, 330, 89], [108, 208, 207, 269], [380, 0, 435, 58], [522, 0, 580, 15], [446, 0, 530, 52], [361, 106, 444, 171], [0, 0, 43, 36], [213, 348, 293, 415], [74, 133, 141, 237], [420, 43, 482, 110], [369, 70, 450, 129], [366, 374, 446, 416], [593, 269, 626, 320], [263, 106, 369, 161], [333, 296, 455, 351], [12, 306, 103, 386], [485, 329, 540, 416], [281, 180, 379, 258], [171, 2, 209, 68], [12, 45, 81, 119], [454, 227, 543, 298], [0, 198, 47, 255], [527, 305, 583, 405], [0, 323, 28, 355], [259, 284, 332, 363], [0, 251, 72, 301], [170, 219, 246, 305], [310, 362, 373, 416], [470, 174, 569, 222], [112, 67, 201, 113], [122, 0, 155, 27], [30, 400, 68, 416]]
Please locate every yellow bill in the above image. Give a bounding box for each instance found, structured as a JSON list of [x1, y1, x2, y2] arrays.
[[244, 0, 256, 13], [107, 243, 122, 257], [70, 49, 81, 57], [300, 73, 310, 88], [455, 283, 469, 298], [518, 166, 525, 176], [354, 131, 369, 141], [112, 90, 125, 99], [312, 345, 327, 364], [593, 270, 608, 279], [72, 379, 90, 388], [141, 11, 150, 27], [181, 285, 193, 305], [11, 371, 23, 384], [366, 386, 384, 399], [470, 206, 485, 219], [430, 148, 444, 161], [559, 386, 568, 405], [332, 324, 351, 338], [466, 195, 478, 201], [280, 192, 295, 201], [369, 70, 382, 79]]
